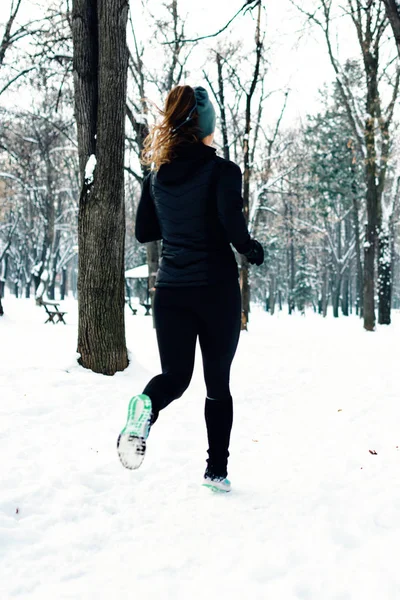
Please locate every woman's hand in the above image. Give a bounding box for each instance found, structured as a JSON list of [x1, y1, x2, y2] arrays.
[[244, 239, 264, 266]]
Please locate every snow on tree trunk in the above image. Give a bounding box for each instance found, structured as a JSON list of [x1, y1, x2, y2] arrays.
[[72, 0, 129, 375], [378, 229, 392, 325]]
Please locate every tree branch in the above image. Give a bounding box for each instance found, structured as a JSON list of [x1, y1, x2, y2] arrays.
[[162, 0, 261, 44]]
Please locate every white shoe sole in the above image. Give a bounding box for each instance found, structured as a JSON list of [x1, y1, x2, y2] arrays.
[[202, 479, 231, 493], [117, 395, 152, 470]]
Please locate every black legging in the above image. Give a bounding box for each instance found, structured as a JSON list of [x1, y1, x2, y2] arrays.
[[143, 278, 241, 477]]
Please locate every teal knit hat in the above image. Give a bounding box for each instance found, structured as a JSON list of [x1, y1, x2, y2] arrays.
[[194, 86, 216, 139]]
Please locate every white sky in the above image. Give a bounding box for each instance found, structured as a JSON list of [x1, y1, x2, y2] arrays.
[[0, 0, 398, 127]]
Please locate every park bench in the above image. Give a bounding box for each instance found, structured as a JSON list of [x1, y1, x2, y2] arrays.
[[37, 298, 67, 324], [125, 297, 138, 315], [125, 297, 151, 316], [141, 301, 152, 316]]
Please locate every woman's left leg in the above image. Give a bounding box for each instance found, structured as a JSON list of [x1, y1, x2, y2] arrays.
[[197, 280, 242, 478]]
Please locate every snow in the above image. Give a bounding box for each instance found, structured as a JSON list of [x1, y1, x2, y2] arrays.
[[133, 111, 148, 125], [2, 297, 400, 599], [34, 269, 49, 300], [125, 264, 149, 279], [84, 154, 97, 184]]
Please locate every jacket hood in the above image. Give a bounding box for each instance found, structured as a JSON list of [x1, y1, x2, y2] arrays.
[[156, 143, 216, 184]]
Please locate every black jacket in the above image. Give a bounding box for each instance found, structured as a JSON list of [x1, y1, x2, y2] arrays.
[[135, 143, 252, 287]]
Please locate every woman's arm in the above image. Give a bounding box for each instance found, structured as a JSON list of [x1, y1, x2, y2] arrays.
[[216, 161, 253, 253], [135, 174, 162, 243], [216, 160, 264, 265]]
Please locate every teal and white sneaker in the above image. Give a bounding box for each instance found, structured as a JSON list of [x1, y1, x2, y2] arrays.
[[202, 473, 231, 493], [117, 394, 153, 470]]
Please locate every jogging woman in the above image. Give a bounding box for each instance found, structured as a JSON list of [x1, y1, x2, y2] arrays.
[[117, 85, 264, 492]]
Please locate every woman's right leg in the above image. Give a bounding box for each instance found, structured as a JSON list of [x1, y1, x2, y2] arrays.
[[143, 287, 198, 422]]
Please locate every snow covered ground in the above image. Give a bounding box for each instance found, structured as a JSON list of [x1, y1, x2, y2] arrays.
[[1, 295, 400, 600]]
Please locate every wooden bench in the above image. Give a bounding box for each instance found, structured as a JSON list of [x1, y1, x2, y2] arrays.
[[37, 298, 67, 324]]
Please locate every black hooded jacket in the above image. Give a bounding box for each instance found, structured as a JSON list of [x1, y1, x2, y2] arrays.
[[135, 142, 252, 287]]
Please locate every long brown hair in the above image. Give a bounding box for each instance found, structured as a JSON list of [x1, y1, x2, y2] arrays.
[[141, 85, 200, 171]]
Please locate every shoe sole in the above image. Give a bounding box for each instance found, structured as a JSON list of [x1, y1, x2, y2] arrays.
[[117, 394, 152, 470], [202, 482, 231, 493]]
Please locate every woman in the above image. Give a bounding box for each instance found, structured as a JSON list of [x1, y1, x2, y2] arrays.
[[117, 85, 264, 493]]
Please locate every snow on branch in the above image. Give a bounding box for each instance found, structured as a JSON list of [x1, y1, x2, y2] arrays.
[[249, 166, 298, 235], [84, 154, 97, 185]]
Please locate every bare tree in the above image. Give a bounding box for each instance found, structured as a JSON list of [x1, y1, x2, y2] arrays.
[[0, 0, 45, 95], [382, 0, 400, 55], [291, 0, 400, 329], [125, 1, 195, 317], [203, 49, 232, 161], [240, 0, 264, 329], [72, 0, 129, 375], [162, 0, 261, 45]]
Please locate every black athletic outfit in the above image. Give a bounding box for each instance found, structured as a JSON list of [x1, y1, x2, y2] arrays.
[[135, 142, 261, 478]]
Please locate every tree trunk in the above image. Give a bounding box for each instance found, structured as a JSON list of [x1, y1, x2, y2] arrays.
[[320, 244, 329, 317], [48, 249, 60, 300], [349, 271, 353, 314], [378, 228, 392, 324], [364, 222, 376, 331], [382, 0, 400, 57], [341, 272, 349, 316], [269, 272, 276, 316], [332, 275, 341, 318], [25, 283, 30, 298], [240, 1, 262, 330], [363, 60, 379, 331], [61, 267, 67, 300], [72, 0, 129, 374], [351, 179, 363, 317], [288, 203, 295, 315], [241, 91, 252, 330], [0, 274, 5, 314], [216, 53, 230, 161], [341, 214, 351, 316]]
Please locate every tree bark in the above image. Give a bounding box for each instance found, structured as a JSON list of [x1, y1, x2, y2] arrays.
[[382, 0, 400, 57], [351, 166, 363, 317], [269, 272, 276, 316], [332, 275, 341, 318], [288, 201, 295, 315], [61, 267, 67, 300], [72, 0, 129, 374], [341, 214, 351, 316], [216, 53, 230, 161], [378, 228, 392, 324], [363, 109, 378, 332], [341, 270, 350, 316], [72, 0, 98, 177], [240, 1, 262, 330]]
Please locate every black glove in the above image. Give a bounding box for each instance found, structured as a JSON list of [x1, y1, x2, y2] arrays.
[[244, 239, 264, 266]]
